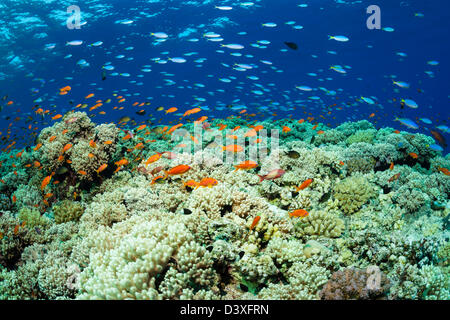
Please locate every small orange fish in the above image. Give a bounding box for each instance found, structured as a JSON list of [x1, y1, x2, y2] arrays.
[[14, 225, 19, 235], [85, 93, 95, 99], [165, 164, 191, 178], [388, 173, 401, 183], [409, 152, 419, 159], [115, 158, 129, 167], [12, 195, 16, 203], [52, 114, 63, 120], [437, 167, 450, 176], [78, 170, 87, 175], [96, 164, 108, 173], [389, 162, 394, 170], [62, 129, 68, 135], [33, 143, 43, 151], [145, 153, 162, 165], [104, 140, 113, 145], [295, 178, 314, 191], [196, 177, 218, 189], [49, 136, 57, 142], [136, 124, 147, 131], [250, 216, 261, 230], [222, 144, 244, 153], [122, 134, 132, 140], [151, 175, 165, 185], [183, 180, 199, 188], [289, 209, 309, 218], [282, 126, 291, 133], [234, 160, 258, 171], [88, 153, 95, 158], [165, 107, 178, 114], [62, 143, 72, 153], [41, 174, 53, 190], [89, 140, 97, 148]]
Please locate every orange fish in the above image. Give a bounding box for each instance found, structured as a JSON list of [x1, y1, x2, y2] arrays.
[[234, 160, 258, 171], [183, 180, 199, 188], [136, 124, 147, 131], [295, 178, 314, 191], [222, 144, 244, 153], [103, 140, 113, 145], [52, 114, 63, 120], [49, 136, 57, 142], [183, 107, 201, 117], [388, 173, 401, 183], [62, 143, 72, 153], [33, 143, 43, 151], [151, 175, 165, 185], [115, 158, 129, 167], [145, 153, 162, 165], [123, 134, 132, 140], [41, 173, 53, 190], [14, 225, 19, 235], [282, 126, 291, 133], [250, 216, 261, 230], [78, 170, 87, 175], [409, 152, 419, 159], [85, 93, 95, 99], [89, 140, 97, 148], [12, 195, 16, 203], [165, 107, 178, 114], [289, 209, 309, 218], [165, 164, 191, 178], [196, 177, 218, 189], [437, 167, 450, 176], [88, 153, 95, 158], [96, 164, 108, 173], [389, 162, 394, 170]]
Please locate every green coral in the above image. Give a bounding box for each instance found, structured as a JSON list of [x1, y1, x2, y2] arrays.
[[53, 200, 85, 224], [346, 129, 376, 145], [334, 175, 376, 214], [17, 206, 50, 228], [293, 210, 344, 238]]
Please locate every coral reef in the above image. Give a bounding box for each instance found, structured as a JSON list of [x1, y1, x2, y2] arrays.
[[0, 113, 448, 300]]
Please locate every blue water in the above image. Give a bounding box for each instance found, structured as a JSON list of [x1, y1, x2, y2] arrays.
[[0, 0, 448, 152]]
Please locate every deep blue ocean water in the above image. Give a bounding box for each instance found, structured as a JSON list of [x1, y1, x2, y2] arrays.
[[0, 0, 448, 152]]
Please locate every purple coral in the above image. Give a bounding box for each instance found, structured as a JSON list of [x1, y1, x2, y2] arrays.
[[319, 266, 390, 300]]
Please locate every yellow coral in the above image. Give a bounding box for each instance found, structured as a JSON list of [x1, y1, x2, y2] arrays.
[[293, 210, 344, 238], [334, 175, 375, 214]]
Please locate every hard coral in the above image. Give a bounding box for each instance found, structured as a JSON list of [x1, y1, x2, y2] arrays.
[[334, 175, 376, 214], [319, 266, 390, 300]]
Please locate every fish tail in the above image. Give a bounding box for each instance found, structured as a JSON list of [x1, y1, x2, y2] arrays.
[[257, 175, 264, 183], [163, 171, 168, 180]]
